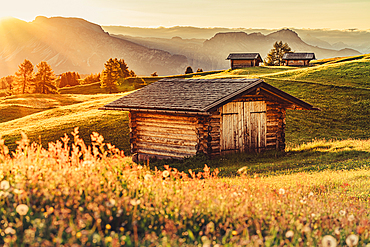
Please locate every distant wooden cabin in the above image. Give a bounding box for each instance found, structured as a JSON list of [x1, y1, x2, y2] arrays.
[[226, 53, 263, 69], [282, 52, 316, 66], [100, 78, 319, 161]]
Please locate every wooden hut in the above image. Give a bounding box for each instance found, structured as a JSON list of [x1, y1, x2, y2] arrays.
[[100, 78, 319, 160], [282, 52, 316, 66], [226, 53, 263, 69]]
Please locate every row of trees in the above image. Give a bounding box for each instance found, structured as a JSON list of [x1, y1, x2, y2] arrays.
[[0, 57, 138, 95], [1, 59, 58, 95]]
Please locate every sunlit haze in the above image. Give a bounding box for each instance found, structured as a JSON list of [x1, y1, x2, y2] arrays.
[[1, 0, 369, 30]]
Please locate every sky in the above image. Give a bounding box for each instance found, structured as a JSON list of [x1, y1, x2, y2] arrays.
[[0, 0, 369, 30]]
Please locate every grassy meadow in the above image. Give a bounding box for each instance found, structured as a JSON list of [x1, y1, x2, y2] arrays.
[[1, 55, 370, 245], [1, 133, 370, 246]]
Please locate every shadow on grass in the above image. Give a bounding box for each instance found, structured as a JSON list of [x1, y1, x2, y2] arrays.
[[147, 148, 370, 177]]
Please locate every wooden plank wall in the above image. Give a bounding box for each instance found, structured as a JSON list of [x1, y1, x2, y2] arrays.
[[130, 111, 199, 160], [219, 95, 286, 154]]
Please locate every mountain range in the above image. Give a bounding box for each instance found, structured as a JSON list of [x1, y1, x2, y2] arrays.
[[0, 16, 364, 77]]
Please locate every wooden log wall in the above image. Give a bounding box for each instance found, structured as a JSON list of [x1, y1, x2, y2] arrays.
[[266, 102, 286, 151], [231, 60, 258, 69], [130, 111, 199, 160]]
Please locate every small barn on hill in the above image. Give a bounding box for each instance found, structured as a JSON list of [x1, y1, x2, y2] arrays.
[[226, 53, 263, 69], [283, 52, 316, 66], [100, 78, 319, 160]]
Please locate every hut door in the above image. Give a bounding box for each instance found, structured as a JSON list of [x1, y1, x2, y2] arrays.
[[245, 101, 267, 152], [221, 102, 244, 153]]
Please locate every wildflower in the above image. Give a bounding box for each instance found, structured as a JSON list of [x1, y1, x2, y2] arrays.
[[105, 199, 116, 207], [144, 174, 152, 180], [232, 230, 238, 236], [348, 214, 355, 222], [0, 180, 10, 190], [162, 170, 170, 178], [237, 166, 248, 174], [334, 227, 340, 235], [302, 225, 311, 233], [339, 210, 346, 216], [13, 189, 22, 194], [76, 232, 82, 238], [322, 235, 337, 247], [346, 234, 359, 247], [130, 199, 141, 206], [4, 227, 16, 235], [24, 229, 35, 244], [285, 230, 294, 238], [16, 204, 29, 215], [106, 224, 111, 230], [279, 188, 285, 195], [106, 236, 113, 242]]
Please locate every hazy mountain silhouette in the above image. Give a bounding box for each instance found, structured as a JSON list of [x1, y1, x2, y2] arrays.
[[0, 17, 364, 78], [0, 17, 188, 77], [104, 26, 370, 54], [114, 29, 361, 71]]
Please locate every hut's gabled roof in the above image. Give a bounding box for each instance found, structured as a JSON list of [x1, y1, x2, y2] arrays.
[[226, 53, 262, 61], [100, 78, 319, 114], [282, 52, 316, 60]]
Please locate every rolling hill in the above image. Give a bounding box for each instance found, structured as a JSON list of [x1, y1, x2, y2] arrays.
[[1, 55, 370, 157]]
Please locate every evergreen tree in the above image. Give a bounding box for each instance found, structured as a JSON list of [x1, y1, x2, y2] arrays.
[[5, 75, 14, 92], [185, 66, 193, 74], [35, 61, 57, 94], [100, 58, 122, 93], [82, 73, 100, 85], [265, 41, 292, 66], [15, 59, 34, 94], [59, 72, 81, 88]]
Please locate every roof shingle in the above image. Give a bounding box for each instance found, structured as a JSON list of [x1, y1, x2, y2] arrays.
[[226, 53, 262, 60], [282, 52, 316, 60], [104, 78, 261, 112]]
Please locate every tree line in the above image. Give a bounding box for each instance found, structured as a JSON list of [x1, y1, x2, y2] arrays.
[[0, 58, 137, 95]]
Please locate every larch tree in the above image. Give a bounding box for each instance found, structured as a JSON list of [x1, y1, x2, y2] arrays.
[[100, 58, 122, 93], [35, 61, 57, 94], [265, 41, 292, 66], [59, 71, 81, 88], [15, 59, 34, 94]]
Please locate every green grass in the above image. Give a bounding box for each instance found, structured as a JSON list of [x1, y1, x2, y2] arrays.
[[264, 58, 370, 89], [0, 93, 131, 155], [2, 55, 370, 176], [59, 70, 224, 94], [311, 53, 370, 65], [2, 135, 370, 246]]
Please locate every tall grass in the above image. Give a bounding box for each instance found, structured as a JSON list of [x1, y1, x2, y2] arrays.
[[1, 131, 370, 246]]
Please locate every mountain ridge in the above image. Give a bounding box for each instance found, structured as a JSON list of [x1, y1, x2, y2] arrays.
[[0, 17, 364, 78], [0, 17, 188, 77]]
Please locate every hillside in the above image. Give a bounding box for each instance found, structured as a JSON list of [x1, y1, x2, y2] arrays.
[[261, 55, 370, 89], [0, 94, 131, 154], [0, 17, 188, 77], [1, 56, 370, 157]]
